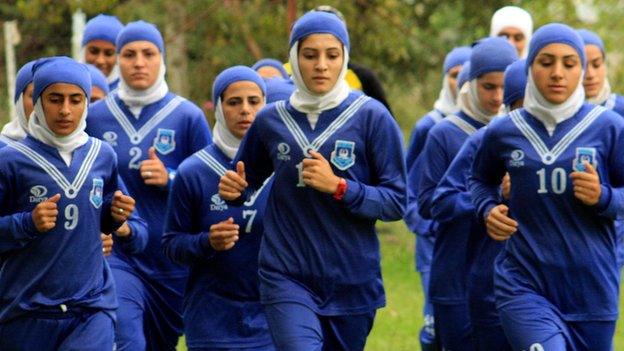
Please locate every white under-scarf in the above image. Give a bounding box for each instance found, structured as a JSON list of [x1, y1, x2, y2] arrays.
[[212, 99, 244, 159], [79, 46, 120, 87], [490, 6, 533, 58], [288, 41, 351, 130], [28, 98, 89, 166], [433, 74, 459, 116], [1, 94, 29, 140], [457, 80, 498, 125], [117, 59, 169, 118], [586, 79, 611, 105], [524, 67, 585, 136]]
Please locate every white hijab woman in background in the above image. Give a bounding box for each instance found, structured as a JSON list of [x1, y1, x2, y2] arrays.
[[490, 6, 533, 58]]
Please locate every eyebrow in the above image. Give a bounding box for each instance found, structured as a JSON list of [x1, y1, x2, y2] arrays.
[[538, 53, 579, 59]]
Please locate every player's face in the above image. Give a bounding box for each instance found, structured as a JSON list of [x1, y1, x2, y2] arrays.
[[257, 66, 283, 79], [447, 65, 462, 98], [119, 41, 162, 90], [476, 71, 505, 115], [297, 34, 344, 94], [41, 83, 86, 137], [531, 43, 582, 104], [22, 83, 34, 120], [84, 40, 116, 77], [582, 44, 606, 99], [497, 26, 526, 57], [221, 81, 265, 140], [90, 86, 106, 103]]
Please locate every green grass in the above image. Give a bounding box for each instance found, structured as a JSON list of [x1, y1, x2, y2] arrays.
[[177, 220, 624, 350]]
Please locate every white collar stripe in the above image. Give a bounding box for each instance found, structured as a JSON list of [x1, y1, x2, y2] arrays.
[[446, 114, 477, 135], [10, 139, 102, 198], [276, 95, 369, 155], [196, 150, 227, 176], [431, 110, 444, 123], [105, 94, 184, 145], [0, 135, 14, 144], [605, 94, 617, 110], [511, 106, 605, 165]]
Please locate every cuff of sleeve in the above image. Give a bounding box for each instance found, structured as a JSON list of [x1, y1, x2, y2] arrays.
[[22, 212, 39, 237], [482, 203, 497, 222], [200, 233, 216, 259], [595, 184, 612, 213], [342, 179, 362, 205]]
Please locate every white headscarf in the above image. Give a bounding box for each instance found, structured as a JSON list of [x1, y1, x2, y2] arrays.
[[28, 98, 89, 166], [586, 79, 612, 105], [490, 6, 533, 58], [117, 59, 169, 118], [1, 94, 29, 140], [524, 67, 585, 136], [212, 99, 243, 159], [433, 75, 459, 116], [288, 41, 350, 129], [457, 80, 498, 125]]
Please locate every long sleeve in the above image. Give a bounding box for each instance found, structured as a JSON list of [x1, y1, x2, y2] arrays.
[[162, 166, 214, 266], [596, 120, 624, 219], [342, 109, 406, 221], [416, 130, 450, 219], [0, 166, 40, 253], [432, 132, 483, 225], [100, 154, 124, 235], [469, 128, 506, 221], [113, 175, 149, 254]]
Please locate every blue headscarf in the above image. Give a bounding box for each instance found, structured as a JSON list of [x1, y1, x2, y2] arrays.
[[82, 14, 124, 46], [457, 61, 471, 92], [526, 23, 586, 72], [469, 37, 518, 80], [116, 20, 164, 54], [252, 58, 289, 79], [443, 46, 472, 73], [212, 66, 266, 159], [289, 11, 349, 50], [29, 57, 91, 164], [1, 60, 36, 140], [503, 58, 527, 107], [577, 29, 605, 56], [524, 23, 586, 135], [265, 78, 295, 103], [86, 64, 110, 96]]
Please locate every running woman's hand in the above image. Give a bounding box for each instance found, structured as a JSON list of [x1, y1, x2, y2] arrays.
[[501, 173, 511, 200], [101, 233, 113, 256], [301, 151, 341, 194], [571, 161, 601, 206], [141, 147, 169, 187], [486, 204, 518, 241], [111, 191, 135, 223], [32, 193, 61, 233], [219, 161, 248, 201], [209, 217, 239, 251]]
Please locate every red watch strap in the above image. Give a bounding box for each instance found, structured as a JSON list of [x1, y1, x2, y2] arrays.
[[333, 178, 348, 201]]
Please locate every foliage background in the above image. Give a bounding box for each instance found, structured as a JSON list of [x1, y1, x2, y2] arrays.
[[0, 0, 622, 349]]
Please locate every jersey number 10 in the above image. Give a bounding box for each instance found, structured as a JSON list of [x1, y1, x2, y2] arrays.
[[536, 167, 567, 194]]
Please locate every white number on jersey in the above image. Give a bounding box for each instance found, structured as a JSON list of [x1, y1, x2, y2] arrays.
[[129, 147, 143, 170], [242, 210, 257, 233], [536, 167, 567, 195], [64, 204, 79, 230]]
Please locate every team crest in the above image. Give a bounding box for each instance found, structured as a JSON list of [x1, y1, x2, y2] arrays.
[[573, 147, 597, 172], [90, 178, 104, 209], [153, 129, 176, 155], [330, 140, 356, 171]]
